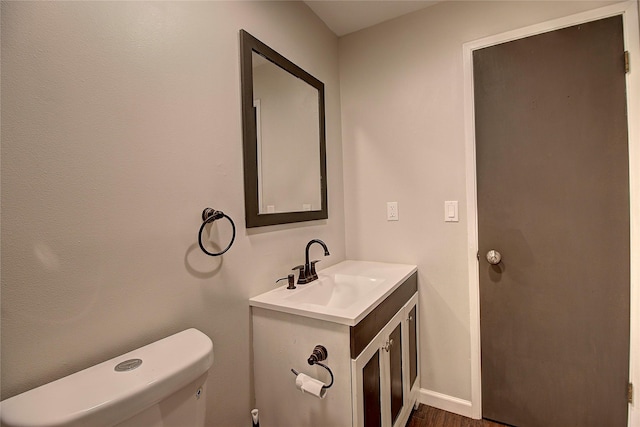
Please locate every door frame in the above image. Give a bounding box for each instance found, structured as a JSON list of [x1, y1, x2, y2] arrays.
[[462, 1, 640, 424]]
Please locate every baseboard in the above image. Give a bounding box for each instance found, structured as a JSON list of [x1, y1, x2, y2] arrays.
[[418, 388, 478, 419]]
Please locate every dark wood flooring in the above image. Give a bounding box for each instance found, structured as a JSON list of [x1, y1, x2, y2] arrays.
[[406, 405, 510, 427]]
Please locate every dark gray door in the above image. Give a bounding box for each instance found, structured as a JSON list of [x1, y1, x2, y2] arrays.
[[474, 15, 630, 427]]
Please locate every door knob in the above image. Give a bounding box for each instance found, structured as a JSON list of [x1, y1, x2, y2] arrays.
[[486, 250, 502, 265]]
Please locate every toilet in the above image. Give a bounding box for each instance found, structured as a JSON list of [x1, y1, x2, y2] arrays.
[[0, 328, 214, 427]]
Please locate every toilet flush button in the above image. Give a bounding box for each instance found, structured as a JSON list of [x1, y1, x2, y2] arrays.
[[115, 358, 143, 372]]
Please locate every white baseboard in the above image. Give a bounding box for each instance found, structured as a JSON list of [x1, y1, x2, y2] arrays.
[[418, 388, 478, 420]]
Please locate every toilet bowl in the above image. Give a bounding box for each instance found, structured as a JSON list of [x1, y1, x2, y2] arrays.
[[0, 328, 214, 427]]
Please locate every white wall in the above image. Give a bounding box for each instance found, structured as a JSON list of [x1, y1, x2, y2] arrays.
[[339, 0, 619, 402], [0, 2, 344, 426]]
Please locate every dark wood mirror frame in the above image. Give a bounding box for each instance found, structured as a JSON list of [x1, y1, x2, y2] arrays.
[[240, 30, 328, 228]]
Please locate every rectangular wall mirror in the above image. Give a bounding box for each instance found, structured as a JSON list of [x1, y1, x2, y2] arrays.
[[240, 30, 328, 228]]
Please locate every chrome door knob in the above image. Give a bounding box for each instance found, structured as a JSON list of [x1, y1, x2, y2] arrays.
[[486, 250, 502, 265]]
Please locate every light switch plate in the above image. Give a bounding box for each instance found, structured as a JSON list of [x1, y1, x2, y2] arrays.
[[444, 201, 458, 222]]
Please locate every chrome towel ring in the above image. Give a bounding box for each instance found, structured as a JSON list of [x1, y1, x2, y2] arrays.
[[198, 207, 236, 256]]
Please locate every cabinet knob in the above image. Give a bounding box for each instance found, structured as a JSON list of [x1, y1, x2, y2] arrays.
[[383, 339, 394, 352]]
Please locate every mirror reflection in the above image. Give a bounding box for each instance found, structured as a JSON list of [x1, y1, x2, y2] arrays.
[[252, 52, 321, 214], [240, 30, 327, 228]]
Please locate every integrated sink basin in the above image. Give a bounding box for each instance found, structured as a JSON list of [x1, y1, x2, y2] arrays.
[[284, 274, 386, 309], [249, 260, 417, 326]]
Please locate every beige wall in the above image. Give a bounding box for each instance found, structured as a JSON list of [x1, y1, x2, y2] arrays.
[[0, 2, 345, 425], [339, 0, 619, 401]]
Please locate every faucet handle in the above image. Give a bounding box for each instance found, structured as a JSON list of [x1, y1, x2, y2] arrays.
[[309, 260, 321, 280], [292, 265, 309, 285]]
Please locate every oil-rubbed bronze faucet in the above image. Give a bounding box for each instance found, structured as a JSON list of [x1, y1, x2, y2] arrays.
[[294, 239, 330, 284]]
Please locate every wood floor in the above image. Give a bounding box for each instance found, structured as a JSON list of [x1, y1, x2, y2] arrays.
[[406, 405, 511, 427]]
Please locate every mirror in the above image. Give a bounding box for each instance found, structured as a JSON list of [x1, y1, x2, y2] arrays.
[[240, 30, 327, 228]]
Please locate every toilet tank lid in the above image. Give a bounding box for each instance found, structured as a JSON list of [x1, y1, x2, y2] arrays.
[[0, 328, 214, 427]]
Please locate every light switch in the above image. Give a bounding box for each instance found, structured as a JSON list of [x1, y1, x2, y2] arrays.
[[444, 201, 458, 222]]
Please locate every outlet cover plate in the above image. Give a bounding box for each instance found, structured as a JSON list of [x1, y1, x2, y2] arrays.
[[387, 202, 399, 221]]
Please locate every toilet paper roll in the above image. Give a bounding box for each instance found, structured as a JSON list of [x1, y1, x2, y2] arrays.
[[295, 373, 327, 399]]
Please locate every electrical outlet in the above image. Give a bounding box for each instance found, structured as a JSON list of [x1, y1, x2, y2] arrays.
[[387, 202, 399, 221]]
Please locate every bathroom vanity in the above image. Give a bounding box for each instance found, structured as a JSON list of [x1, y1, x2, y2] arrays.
[[250, 261, 419, 427]]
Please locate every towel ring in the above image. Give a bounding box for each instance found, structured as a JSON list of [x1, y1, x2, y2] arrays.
[[198, 208, 236, 256]]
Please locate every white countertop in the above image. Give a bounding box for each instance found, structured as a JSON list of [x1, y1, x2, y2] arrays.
[[249, 260, 417, 326]]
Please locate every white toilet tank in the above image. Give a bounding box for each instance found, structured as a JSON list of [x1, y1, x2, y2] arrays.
[[0, 328, 214, 427]]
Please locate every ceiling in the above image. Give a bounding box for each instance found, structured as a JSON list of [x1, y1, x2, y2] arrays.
[[304, 1, 440, 37]]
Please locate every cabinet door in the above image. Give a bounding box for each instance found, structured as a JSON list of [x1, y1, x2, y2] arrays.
[[401, 293, 420, 415], [353, 309, 405, 427], [362, 349, 382, 427], [353, 333, 385, 427], [391, 294, 419, 427], [406, 296, 418, 391], [388, 322, 403, 425]]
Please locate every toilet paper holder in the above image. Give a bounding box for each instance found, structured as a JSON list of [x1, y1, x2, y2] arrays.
[[290, 345, 334, 390]]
